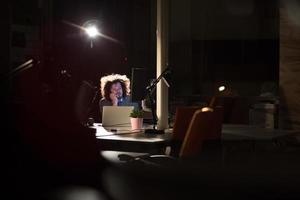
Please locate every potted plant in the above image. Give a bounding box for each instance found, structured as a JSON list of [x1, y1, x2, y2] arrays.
[[130, 109, 144, 130]]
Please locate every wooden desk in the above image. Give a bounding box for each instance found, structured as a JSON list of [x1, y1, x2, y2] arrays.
[[90, 123, 172, 153]]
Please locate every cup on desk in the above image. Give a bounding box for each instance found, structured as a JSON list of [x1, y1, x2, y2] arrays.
[[130, 117, 143, 130]]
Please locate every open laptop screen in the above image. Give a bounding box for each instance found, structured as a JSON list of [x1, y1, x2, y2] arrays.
[[102, 106, 134, 127]]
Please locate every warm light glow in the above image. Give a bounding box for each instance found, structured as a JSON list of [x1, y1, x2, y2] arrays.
[[85, 26, 99, 38], [218, 85, 226, 92], [201, 107, 214, 112]]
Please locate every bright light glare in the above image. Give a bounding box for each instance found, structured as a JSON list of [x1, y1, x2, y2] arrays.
[[85, 26, 99, 38], [218, 86, 226, 92]]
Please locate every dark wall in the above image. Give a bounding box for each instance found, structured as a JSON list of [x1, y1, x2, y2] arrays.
[[0, 3, 11, 77], [5, 0, 156, 123], [170, 0, 279, 97], [50, 0, 155, 88], [0, 1, 12, 114]]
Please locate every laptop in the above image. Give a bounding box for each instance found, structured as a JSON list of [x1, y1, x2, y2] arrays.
[[102, 106, 134, 129]]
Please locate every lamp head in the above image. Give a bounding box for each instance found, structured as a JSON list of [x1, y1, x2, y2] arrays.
[[83, 19, 101, 38], [218, 85, 226, 92], [201, 107, 214, 112], [85, 25, 100, 38]]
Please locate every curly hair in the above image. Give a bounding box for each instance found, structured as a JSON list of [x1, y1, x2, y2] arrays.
[[100, 74, 131, 101]]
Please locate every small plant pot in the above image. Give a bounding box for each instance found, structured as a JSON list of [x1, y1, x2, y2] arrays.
[[130, 117, 143, 130]]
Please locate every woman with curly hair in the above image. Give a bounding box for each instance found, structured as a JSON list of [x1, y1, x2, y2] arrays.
[[99, 74, 132, 115]]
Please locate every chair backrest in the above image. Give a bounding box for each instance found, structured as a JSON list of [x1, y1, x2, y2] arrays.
[[170, 106, 201, 156], [179, 106, 223, 158], [217, 96, 249, 124], [172, 106, 201, 141]]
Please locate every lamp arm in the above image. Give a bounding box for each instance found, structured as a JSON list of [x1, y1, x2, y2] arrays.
[[208, 96, 216, 108], [145, 68, 170, 91], [146, 89, 158, 129]]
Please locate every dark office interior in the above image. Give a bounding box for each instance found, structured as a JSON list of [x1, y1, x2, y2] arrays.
[[2, 0, 300, 199]]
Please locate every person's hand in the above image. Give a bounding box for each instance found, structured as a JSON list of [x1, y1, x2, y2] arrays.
[[110, 93, 118, 106]]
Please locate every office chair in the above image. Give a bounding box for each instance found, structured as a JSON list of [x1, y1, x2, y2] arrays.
[[170, 106, 202, 156], [74, 80, 99, 124], [180, 106, 223, 157]]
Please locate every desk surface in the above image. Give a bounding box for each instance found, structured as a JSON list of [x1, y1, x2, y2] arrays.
[[91, 123, 172, 142], [222, 124, 299, 140], [90, 123, 172, 152], [91, 123, 298, 143], [90, 123, 299, 153]]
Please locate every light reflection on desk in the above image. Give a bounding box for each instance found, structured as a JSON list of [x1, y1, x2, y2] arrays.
[[90, 123, 172, 143]]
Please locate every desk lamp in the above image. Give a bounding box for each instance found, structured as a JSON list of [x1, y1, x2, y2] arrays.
[[144, 68, 170, 134], [83, 20, 101, 48], [201, 85, 226, 112]]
